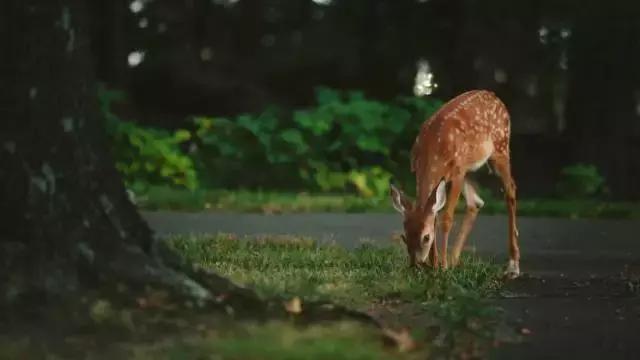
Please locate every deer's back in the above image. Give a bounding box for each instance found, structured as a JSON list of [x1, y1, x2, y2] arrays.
[[411, 90, 511, 178]]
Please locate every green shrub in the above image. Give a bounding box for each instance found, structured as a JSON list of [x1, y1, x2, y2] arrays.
[[191, 87, 442, 198], [99, 85, 198, 191], [556, 163, 605, 199]]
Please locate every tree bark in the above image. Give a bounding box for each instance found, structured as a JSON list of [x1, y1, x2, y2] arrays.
[[0, 0, 212, 305], [90, 0, 129, 87]]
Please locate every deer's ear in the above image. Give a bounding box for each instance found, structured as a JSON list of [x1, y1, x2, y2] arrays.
[[432, 180, 447, 213], [390, 183, 413, 215]]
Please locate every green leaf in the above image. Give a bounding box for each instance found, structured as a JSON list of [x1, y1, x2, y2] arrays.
[[315, 86, 341, 106], [356, 135, 387, 154], [174, 129, 191, 142]]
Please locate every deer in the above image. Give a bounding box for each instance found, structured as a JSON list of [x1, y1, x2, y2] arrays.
[[389, 90, 521, 279]]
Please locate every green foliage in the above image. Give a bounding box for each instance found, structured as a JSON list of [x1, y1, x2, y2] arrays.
[[556, 163, 605, 199], [99, 85, 198, 191], [190, 87, 443, 197]]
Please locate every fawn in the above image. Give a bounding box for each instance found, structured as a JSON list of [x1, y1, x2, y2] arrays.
[[390, 90, 520, 279]]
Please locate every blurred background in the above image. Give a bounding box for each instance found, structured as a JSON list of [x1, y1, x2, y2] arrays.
[[93, 0, 640, 215]]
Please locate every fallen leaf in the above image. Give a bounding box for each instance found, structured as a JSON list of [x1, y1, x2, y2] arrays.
[[382, 327, 417, 353], [284, 297, 303, 314]]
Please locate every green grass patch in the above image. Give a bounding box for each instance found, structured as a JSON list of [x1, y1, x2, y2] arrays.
[[136, 185, 640, 219], [135, 186, 389, 213], [0, 320, 423, 360], [165, 234, 509, 358], [133, 321, 412, 360], [168, 234, 503, 307]]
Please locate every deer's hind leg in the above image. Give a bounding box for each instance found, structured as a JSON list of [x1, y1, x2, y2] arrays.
[[489, 154, 520, 279], [450, 179, 484, 266]]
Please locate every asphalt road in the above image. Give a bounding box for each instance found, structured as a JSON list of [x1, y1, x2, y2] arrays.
[[143, 211, 640, 259]]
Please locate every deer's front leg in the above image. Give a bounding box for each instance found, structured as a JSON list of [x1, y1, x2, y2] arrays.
[[438, 175, 464, 269], [428, 238, 438, 268]]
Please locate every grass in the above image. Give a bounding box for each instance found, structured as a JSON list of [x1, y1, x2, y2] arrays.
[[135, 186, 389, 213], [165, 234, 509, 358], [130, 321, 414, 360], [1, 235, 510, 359], [134, 185, 640, 219], [168, 234, 503, 307], [1, 320, 418, 360]]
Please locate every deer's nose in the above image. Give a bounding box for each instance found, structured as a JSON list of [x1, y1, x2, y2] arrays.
[[409, 254, 427, 268]]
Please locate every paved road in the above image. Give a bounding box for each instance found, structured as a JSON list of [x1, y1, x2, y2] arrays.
[[143, 211, 640, 359], [143, 211, 640, 259]]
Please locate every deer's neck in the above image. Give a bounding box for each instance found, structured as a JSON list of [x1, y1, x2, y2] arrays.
[[416, 165, 447, 211]]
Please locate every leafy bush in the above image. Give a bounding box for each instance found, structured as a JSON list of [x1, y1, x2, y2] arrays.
[[191, 87, 442, 197], [99, 85, 198, 191], [556, 163, 605, 199]]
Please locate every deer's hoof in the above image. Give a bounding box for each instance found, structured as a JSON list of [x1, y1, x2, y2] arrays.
[[504, 259, 520, 279]]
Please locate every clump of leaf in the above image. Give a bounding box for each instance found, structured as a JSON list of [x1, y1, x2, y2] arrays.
[[189, 87, 443, 198], [556, 163, 605, 199], [99, 84, 198, 192]]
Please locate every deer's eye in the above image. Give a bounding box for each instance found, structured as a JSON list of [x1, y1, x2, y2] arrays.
[[400, 235, 407, 243], [422, 234, 430, 243]]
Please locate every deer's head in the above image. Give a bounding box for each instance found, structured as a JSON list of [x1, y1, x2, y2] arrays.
[[390, 181, 447, 267]]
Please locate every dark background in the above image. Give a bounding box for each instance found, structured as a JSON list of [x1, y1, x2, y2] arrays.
[[89, 0, 640, 199]]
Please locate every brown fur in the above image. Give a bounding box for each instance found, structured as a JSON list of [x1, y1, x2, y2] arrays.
[[392, 90, 520, 277]]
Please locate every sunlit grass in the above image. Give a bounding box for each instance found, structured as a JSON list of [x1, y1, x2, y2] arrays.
[[164, 234, 508, 358], [136, 186, 387, 213], [168, 234, 503, 308]]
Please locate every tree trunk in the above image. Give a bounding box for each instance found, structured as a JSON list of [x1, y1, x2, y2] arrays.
[[90, 0, 129, 88], [0, 0, 212, 305], [0, 2, 382, 333]]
